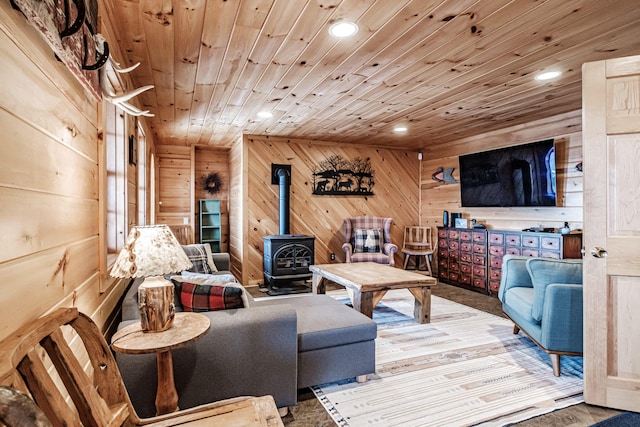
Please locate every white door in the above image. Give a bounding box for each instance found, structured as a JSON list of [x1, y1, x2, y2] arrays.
[[582, 54, 640, 411]]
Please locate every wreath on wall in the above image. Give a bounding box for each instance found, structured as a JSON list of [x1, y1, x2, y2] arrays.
[[202, 172, 223, 195]]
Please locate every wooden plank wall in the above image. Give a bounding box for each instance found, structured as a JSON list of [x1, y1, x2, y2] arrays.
[[228, 137, 246, 281], [241, 135, 420, 285], [194, 146, 230, 251], [420, 110, 583, 233], [156, 145, 230, 251], [0, 3, 146, 340]]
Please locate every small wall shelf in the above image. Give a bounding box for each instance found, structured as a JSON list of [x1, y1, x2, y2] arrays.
[[199, 199, 221, 252]]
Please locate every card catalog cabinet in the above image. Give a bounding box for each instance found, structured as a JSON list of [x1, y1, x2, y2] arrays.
[[437, 227, 582, 296]]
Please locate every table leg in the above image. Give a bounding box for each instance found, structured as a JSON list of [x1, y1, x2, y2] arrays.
[[155, 351, 179, 415], [352, 290, 374, 318], [409, 286, 432, 324], [312, 273, 326, 294]]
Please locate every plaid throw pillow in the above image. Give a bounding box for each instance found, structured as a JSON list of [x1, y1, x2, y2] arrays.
[[179, 281, 244, 312], [181, 244, 217, 274], [353, 228, 382, 253]]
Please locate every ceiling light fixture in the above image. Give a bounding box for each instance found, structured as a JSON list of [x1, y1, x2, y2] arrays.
[[393, 125, 408, 133], [257, 111, 273, 119], [328, 21, 358, 38], [535, 70, 562, 81]]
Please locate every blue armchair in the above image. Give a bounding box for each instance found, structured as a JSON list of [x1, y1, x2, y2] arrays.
[[498, 255, 583, 376]]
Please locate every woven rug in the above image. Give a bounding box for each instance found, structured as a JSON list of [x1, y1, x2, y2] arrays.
[[312, 289, 584, 427]]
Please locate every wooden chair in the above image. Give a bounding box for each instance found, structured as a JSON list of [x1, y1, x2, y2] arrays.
[[401, 226, 434, 276], [0, 307, 283, 427]]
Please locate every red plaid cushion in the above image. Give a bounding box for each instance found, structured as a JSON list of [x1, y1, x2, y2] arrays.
[[179, 281, 244, 312]]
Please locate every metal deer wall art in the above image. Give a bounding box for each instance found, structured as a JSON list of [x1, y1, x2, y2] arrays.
[[312, 155, 375, 196]]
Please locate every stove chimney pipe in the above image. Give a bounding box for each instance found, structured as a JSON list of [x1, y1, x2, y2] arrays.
[[274, 166, 291, 235]]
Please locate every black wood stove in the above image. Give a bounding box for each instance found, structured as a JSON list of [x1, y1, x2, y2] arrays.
[[263, 164, 315, 294]]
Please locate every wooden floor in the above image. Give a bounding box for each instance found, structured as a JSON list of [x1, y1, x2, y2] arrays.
[[247, 281, 622, 427]]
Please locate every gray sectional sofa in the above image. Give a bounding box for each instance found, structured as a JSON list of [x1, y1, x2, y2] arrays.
[[115, 252, 376, 418]]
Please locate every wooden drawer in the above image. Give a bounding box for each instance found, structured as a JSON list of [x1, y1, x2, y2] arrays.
[[449, 261, 460, 272], [489, 255, 503, 269], [460, 263, 472, 274], [472, 265, 486, 277], [541, 236, 561, 251], [438, 228, 447, 238], [488, 280, 500, 294], [460, 252, 472, 263], [472, 231, 486, 243], [489, 245, 505, 257], [448, 230, 459, 239], [505, 234, 521, 246], [460, 242, 472, 252], [473, 254, 486, 265], [438, 258, 448, 269], [438, 249, 448, 258], [540, 250, 561, 259], [460, 231, 472, 241], [488, 232, 504, 244], [449, 251, 460, 260], [489, 267, 501, 280], [449, 271, 460, 282], [460, 274, 472, 285], [449, 241, 459, 250], [439, 270, 448, 279], [473, 243, 486, 254], [472, 277, 486, 289], [522, 235, 540, 248], [438, 239, 448, 248], [505, 247, 521, 255], [522, 248, 539, 257]]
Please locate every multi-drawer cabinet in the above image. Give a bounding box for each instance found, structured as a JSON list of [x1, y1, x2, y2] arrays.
[[437, 227, 582, 296], [437, 227, 488, 294], [487, 230, 582, 295]]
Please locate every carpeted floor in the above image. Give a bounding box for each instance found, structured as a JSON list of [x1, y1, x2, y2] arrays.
[[247, 281, 622, 426]]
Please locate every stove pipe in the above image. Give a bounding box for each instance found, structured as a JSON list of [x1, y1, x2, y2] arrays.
[[276, 167, 290, 235]]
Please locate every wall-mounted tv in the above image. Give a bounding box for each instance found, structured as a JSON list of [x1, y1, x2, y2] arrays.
[[459, 139, 556, 207]]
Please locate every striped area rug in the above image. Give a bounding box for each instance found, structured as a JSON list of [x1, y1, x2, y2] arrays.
[[312, 289, 583, 427]]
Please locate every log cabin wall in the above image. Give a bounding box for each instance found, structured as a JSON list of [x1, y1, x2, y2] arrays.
[[420, 110, 583, 244], [241, 135, 420, 285], [0, 3, 154, 341]]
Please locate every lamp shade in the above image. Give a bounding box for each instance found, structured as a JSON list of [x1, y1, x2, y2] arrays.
[[110, 224, 193, 278]]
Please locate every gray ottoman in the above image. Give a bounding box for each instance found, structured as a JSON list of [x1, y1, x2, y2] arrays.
[[254, 294, 377, 388]]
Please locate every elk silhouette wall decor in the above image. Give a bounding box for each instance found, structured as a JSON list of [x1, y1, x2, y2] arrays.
[[312, 155, 375, 196]]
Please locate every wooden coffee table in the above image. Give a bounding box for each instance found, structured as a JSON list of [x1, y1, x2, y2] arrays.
[[310, 262, 438, 323]]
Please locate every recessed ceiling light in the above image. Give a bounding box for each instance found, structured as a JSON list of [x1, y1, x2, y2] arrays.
[[393, 125, 408, 133], [535, 71, 562, 81], [257, 111, 273, 119], [328, 21, 358, 38]]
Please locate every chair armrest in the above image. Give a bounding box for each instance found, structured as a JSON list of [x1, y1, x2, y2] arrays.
[[342, 242, 353, 262], [527, 257, 582, 322], [211, 252, 230, 271], [498, 255, 532, 302], [540, 283, 583, 352], [383, 242, 398, 255], [116, 304, 298, 418]]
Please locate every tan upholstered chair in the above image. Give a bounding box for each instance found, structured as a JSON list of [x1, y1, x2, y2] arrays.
[[401, 226, 434, 276], [342, 216, 398, 267]]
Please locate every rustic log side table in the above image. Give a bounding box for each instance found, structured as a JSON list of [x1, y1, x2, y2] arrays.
[[111, 312, 210, 415]]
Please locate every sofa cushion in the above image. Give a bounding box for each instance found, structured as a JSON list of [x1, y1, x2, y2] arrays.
[[527, 258, 583, 322], [179, 281, 244, 312], [503, 287, 535, 323], [181, 244, 218, 273], [254, 295, 377, 352], [172, 274, 249, 308], [353, 228, 382, 253]]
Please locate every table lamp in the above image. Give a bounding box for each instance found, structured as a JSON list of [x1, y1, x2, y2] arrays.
[[110, 224, 193, 332]]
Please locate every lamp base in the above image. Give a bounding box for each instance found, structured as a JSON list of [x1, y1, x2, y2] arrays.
[[138, 276, 175, 332]]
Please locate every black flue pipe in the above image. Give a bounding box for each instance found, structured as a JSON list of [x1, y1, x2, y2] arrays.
[[277, 168, 290, 235]]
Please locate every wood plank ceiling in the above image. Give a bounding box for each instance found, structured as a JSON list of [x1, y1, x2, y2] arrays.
[[101, 0, 640, 151]]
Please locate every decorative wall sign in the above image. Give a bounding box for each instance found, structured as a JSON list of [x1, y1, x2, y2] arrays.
[[202, 172, 223, 195], [311, 155, 374, 196], [431, 166, 456, 184]]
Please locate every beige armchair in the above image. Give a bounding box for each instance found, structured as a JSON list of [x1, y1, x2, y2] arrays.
[[342, 216, 398, 266]]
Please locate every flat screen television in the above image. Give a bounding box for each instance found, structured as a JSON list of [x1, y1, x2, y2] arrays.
[[459, 139, 556, 207]]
